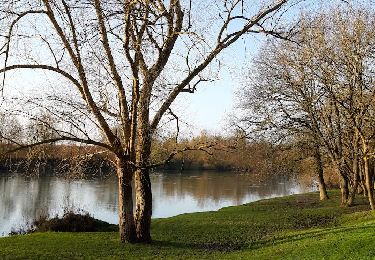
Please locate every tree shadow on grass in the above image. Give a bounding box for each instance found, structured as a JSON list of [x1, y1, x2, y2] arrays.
[[149, 223, 375, 254], [150, 239, 245, 253], [251, 223, 375, 250]]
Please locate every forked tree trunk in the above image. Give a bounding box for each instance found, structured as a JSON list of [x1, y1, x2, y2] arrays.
[[336, 159, 350, 206], [117, 160, 136, 243], [134, 168, 152, 243], [313, 145, 329, 201], [363, 156, 375, 210]]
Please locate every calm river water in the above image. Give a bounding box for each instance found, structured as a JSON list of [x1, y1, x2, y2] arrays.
[[0, 171, 313, 236]]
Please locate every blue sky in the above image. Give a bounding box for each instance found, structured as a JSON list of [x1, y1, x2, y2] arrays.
[[1, 0, 364, 138], [174, 32, 265, 136], [178, 0, 364, 136], [178, 70, 235, 135]]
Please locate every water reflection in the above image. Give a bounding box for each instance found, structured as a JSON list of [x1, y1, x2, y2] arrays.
[[0, 171, 312, 236]]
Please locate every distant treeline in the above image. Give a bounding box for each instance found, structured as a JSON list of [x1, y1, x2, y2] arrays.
[[0, 144, 115, 178], [0, 132, 328, 184]]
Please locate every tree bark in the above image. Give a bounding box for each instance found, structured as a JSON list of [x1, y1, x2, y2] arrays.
[[347, 172, 359, 206], [134, 168, 152, 243], [117, 159, 136, 243], [134, 113, 153, 243], [317, 171, 329, 201], [313, 144, 329, 201], [340, 173, 349, 206], [358, 162, 367, 197], [347, 156, 359, 206], [341, 179, 349, 205], [347, 131, 360, 206], [364, 156, 375, 210]]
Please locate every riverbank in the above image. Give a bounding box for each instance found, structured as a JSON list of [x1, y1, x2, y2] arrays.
[[0, 190, 374, 259]]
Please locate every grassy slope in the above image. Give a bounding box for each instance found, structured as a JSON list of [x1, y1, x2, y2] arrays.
[[1, 191, 374, 259]]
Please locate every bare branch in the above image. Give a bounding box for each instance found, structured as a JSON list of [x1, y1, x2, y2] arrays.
[[1, 10, 47, 91], [146, 142, 216, 169], [1, 136, 113, 156], [151, 0, 288, 131], [0, 64, 81, 89]]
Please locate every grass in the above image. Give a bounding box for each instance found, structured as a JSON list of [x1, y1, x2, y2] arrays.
[[1, 190, 374, 259]]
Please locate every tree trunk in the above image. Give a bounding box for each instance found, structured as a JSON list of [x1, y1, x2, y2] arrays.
[[317, 171, 329, 201], [359, 163, 367, 197], [134, 116, 153, 243], [340, 174, 349, 206], [347, 172, 359, 206], [347, 156, 359, 206], [313, 145, 329, 201], [336, 160, 349, 206], [348, 132, 360, 206], [134, 168, 152, 243], [364, 156, 375, 210], [117, 160, 136, 243]]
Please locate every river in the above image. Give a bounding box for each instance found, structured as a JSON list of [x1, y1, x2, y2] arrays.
[[0, 171, 313, 236]]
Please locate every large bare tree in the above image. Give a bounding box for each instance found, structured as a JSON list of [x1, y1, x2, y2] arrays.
[[0, 0, 312, 243]]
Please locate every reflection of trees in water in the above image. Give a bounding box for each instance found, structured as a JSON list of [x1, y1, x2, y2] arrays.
[[0, 176, 52, 234], [32, 178, 52, 216], [47, 177, 119, 216], [0, 172, 309, 235], [0, 176, 120, 235], [1, 177, 47, 220], [157, 172, 302, 207], [0, 177, 17, 221]]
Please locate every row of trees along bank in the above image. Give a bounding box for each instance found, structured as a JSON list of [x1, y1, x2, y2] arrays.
[[0, 124, 314, 179], [238, 7, 375, 208]]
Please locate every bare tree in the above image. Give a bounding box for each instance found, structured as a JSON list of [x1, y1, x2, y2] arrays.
[[0, 0, 325, 243]]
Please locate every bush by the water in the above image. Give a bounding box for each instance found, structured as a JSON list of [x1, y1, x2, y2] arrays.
[[10, 211, 117, 235], [33, 212, 117, 233]]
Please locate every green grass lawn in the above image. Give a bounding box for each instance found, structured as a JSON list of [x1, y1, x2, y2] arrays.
[[1, 191, 374, 259]]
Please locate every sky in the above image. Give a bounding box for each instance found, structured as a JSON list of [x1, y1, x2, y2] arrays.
[[175, 0, 362, 136], [172, 0, 263, 135], [0, 0, 269, 139], [0, 33, 257, 138], [0, 0, 361, 139], [175, 37, 261, 136]]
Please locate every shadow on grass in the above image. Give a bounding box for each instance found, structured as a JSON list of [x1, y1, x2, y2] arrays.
[[149, 239, 245, 253], [150, 223, 375, 253], [251, 223, 375, 250]]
